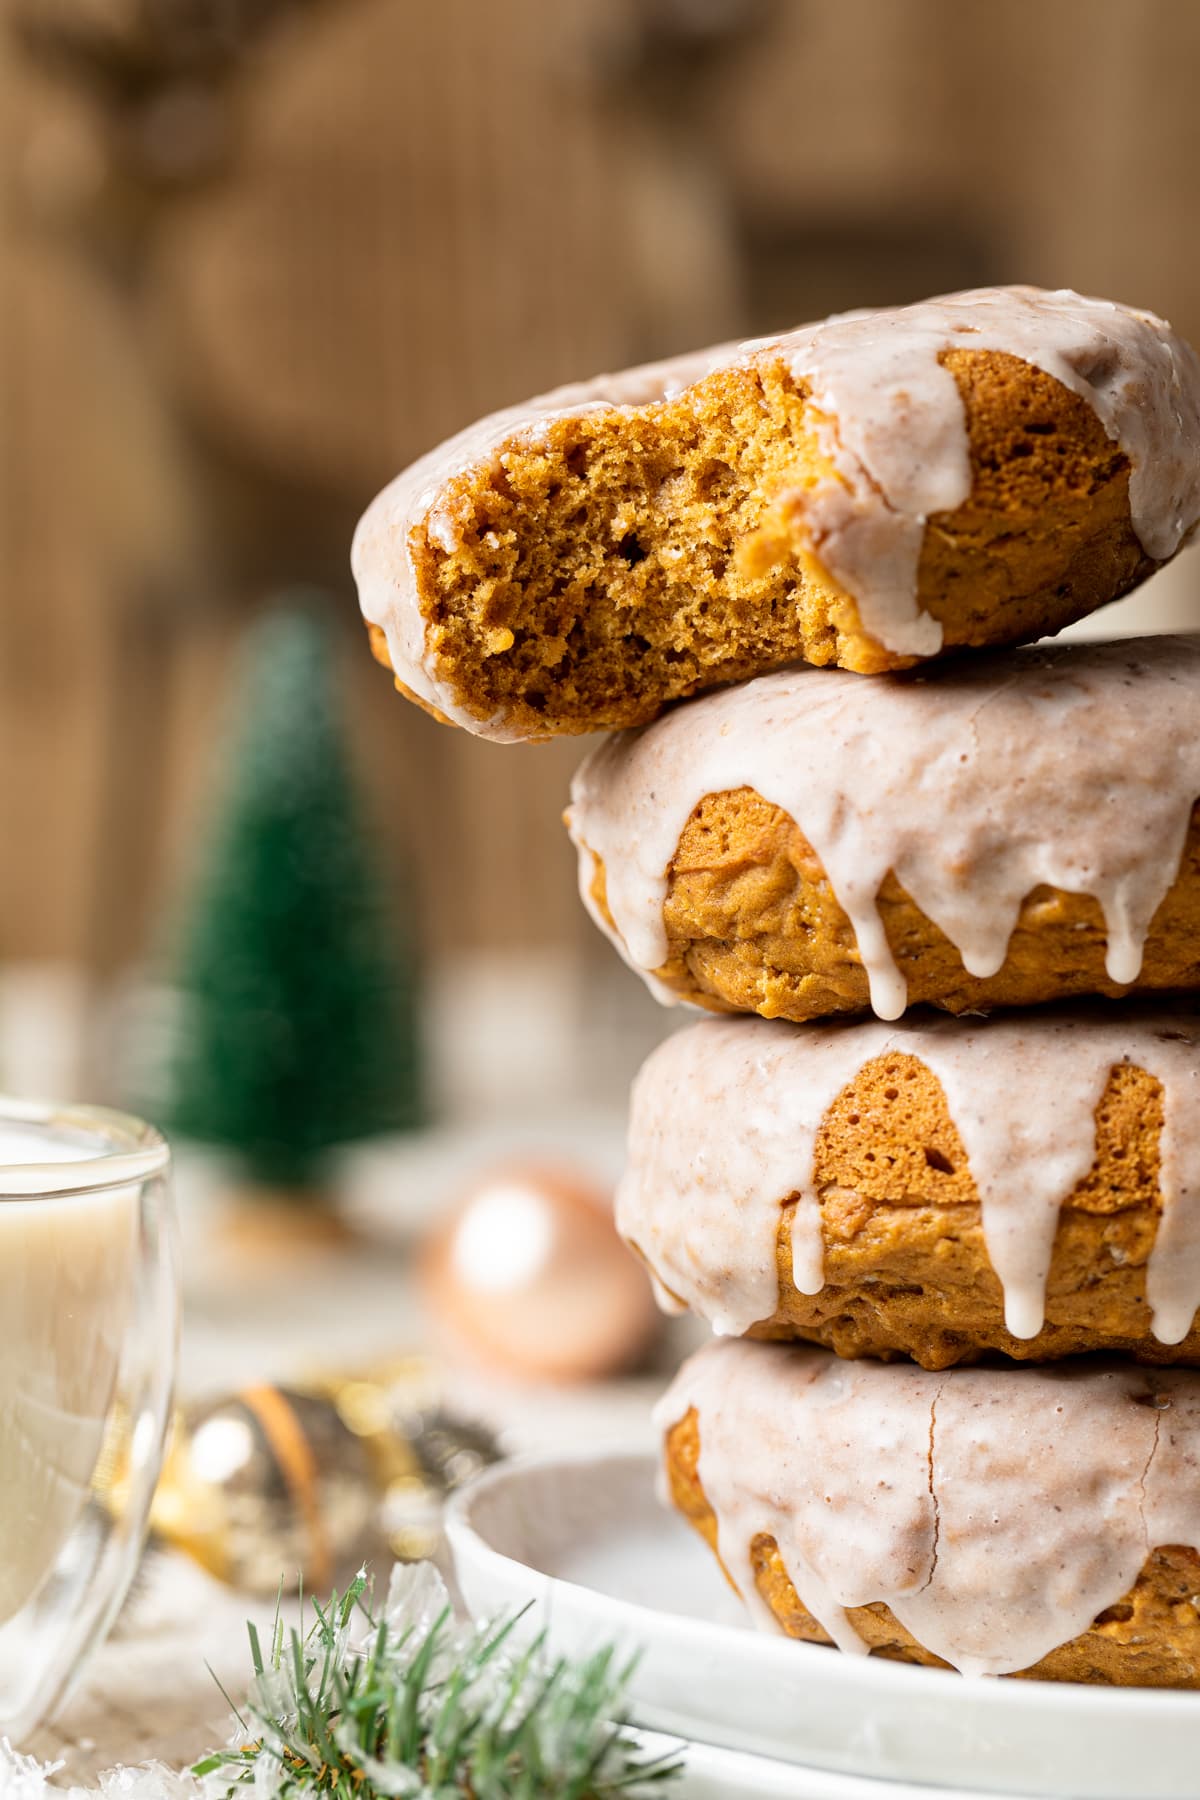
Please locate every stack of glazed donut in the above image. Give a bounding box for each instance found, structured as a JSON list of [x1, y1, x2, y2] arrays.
[[356, 286, 1200, 1685]]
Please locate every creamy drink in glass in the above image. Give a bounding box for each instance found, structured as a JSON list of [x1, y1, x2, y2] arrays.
[[0, 1100, 177, 1741]]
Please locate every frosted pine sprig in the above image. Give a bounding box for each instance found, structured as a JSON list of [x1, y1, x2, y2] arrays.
[[193, 1563, 683, 1799], [3, 1566, 681, 1799]]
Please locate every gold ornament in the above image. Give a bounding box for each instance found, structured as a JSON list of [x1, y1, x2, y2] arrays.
[[150, 1357, 501, 1592]]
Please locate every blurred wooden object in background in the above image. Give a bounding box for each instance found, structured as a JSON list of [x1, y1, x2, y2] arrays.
[[0, 0, 747, 986], [1, 0, 1199, 1099], [3, 0, 355, 1076]]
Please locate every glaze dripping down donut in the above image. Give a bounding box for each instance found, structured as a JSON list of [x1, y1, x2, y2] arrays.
[[568, 636, 1200, 1022], [659, 1340, 1200, 1681], [619, 1009, 1200, 1357]]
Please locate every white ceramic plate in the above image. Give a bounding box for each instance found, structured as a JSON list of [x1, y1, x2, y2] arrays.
[[446, 1449, 1200, 1800], [625, 1726, 994, 1798]]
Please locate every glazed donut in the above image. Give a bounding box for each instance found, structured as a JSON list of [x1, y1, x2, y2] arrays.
[[568, 636, 1200, 1023], [353, 287, 1200, 742], [659, 1339, 1200, 1684], [620, 1010, 1200, 1365]]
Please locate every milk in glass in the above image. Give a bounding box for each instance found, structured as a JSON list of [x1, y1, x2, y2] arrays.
[[0, 1123, 138, 1623]]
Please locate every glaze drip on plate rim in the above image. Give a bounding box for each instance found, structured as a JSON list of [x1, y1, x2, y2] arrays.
[[619, 1010, 1200, 1344], [657, 1339, 1200, 1679], [352, 286, 1200, 740], [567, 635, 1200, 1021]]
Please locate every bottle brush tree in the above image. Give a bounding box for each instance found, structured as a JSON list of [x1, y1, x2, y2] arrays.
[[159, 595, 423, 1199]]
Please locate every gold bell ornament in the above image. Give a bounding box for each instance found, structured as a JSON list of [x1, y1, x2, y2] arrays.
[[149, 1356, 501, 1593]]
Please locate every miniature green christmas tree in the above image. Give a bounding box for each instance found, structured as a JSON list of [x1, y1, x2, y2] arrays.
[[160, 596, 423, 1201]]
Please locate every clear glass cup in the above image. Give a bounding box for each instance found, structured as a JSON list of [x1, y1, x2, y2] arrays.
[[0, 1096, 178, 1740]]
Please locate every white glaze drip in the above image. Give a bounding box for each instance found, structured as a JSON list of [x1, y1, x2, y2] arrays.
[[619, 1010, 1200, 1344], [352, 287, 1200, 741], [657, 1340, 1200, 1677], [753, 287, 1200, 656], [568, 636, 1200, 1022]]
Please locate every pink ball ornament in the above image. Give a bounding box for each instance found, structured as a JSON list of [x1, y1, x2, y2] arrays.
[[422, 1162, 660, 1381]]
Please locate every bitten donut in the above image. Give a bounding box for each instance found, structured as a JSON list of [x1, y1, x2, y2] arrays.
[[568, 636, 1200, 1024], [621, 1011, 1200, 1367], [353, 287, 1200, 742], [660, 1339, 1200, 1684]]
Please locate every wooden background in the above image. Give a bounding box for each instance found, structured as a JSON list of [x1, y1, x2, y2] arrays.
[[2, 0, 1199, 1100]]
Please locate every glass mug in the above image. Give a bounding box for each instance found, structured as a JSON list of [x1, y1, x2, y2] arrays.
[[0, 1097, 178, 1740]]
